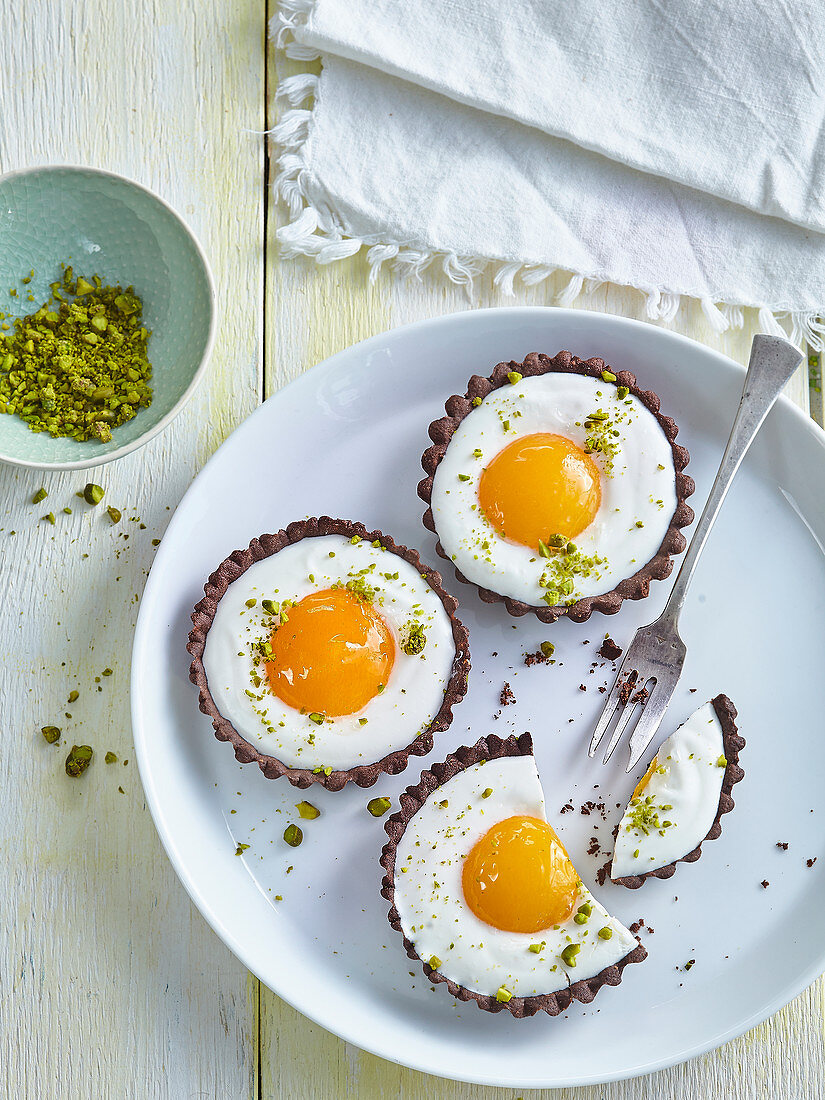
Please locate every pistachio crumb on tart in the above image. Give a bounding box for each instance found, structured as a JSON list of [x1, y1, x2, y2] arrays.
[[187, 516, 470, 791], [381, 733, 647, 1017], [419, 351, 694, 623]]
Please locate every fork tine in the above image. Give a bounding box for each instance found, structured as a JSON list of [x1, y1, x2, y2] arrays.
[[587, 666, 636, 757], [601, 679, 651, 765], [624, 684, 673, 772]]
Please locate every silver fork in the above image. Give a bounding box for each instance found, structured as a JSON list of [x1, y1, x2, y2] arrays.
[[589, 334, 804, 773]]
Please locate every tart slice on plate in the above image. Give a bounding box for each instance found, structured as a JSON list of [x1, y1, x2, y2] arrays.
[[381, 733, 646, 1017], [612, 695, 744, 887]]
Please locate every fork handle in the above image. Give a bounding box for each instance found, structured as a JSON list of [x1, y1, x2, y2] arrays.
[[658, 334, 804, 628]]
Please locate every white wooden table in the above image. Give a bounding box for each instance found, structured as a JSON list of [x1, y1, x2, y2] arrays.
[[2, 4, 823, 1096]]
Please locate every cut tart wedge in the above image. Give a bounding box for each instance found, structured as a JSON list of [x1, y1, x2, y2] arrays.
[[381, 733, 646, 1017], [612, 695, 744, 887]]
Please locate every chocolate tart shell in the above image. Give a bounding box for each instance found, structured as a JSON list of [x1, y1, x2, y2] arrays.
[[380, 732, 647, 1018], [187, 516, 471, 792], [612, 694, 744, 888], [419, 350, 695, 623]]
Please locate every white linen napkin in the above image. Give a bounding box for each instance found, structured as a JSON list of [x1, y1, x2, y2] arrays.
[[272, 0, 825, 346]]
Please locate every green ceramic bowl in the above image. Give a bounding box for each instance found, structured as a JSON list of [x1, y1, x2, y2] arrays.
[[0, 165, 215, 469]]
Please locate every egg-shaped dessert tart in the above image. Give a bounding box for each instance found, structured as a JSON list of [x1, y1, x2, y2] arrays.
[[188, 517, 470, 790], [420, 351, 694, 622], [612, 695, 744, 887], [381, 733, 646, 1017]]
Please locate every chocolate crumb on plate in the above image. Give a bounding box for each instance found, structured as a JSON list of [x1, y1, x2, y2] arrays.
[[499, 682, 516, 706], [761, 880, 770, 889], [598, 636, 623, 661]]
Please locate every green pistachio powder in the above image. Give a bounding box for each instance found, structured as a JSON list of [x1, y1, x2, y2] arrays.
[[0, 266, 152, 443]]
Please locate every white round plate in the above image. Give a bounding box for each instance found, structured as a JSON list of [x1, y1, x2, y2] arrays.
[[132, 308, 825, 1088]]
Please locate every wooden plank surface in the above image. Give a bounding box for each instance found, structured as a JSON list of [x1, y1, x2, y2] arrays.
[[2, 3, 823, 1097], [0, 3, 264, 1097]]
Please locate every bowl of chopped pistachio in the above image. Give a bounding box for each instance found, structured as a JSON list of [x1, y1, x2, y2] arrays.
[[0, 165, 215, 469]]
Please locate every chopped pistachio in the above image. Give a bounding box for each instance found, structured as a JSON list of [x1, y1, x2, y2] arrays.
[[308, 712, 325, 725], [598, 927, 613, 940], [105, 751, 118, 764], [261, 598, 279, 616], [32, 487, 47, 504], [428, 955, 442, 970], [102, 667, 113, 676], [495, 985, 513, 1003], [83, 483, 104, 505], [1, 269, 151, 442], [471, 396, 482, 407], [601, 370, 617, 382], [345, 575, 377, 602], [367, 796, 392, 818], [540, 641, 555, 658], [41, 725, 61, 744], [65, 744, 93, 777], [296, 801, 320, 820], [283, 823, 303, 847], [245, 598, 256, 608], [528, 941, 545, 954], [481, 787, 493, 799], [616, 385, 629, 399], [235, 843, 250, 856], [457, 473, 471, 482], [506, 371, 522, 384], [400, 621, 427, 656], [67, 690, 79, 703], [716, 755, 727, 767], [560, 943, 580, 967], [42, 512, 55, 524], [106, 506, 121, 524]]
